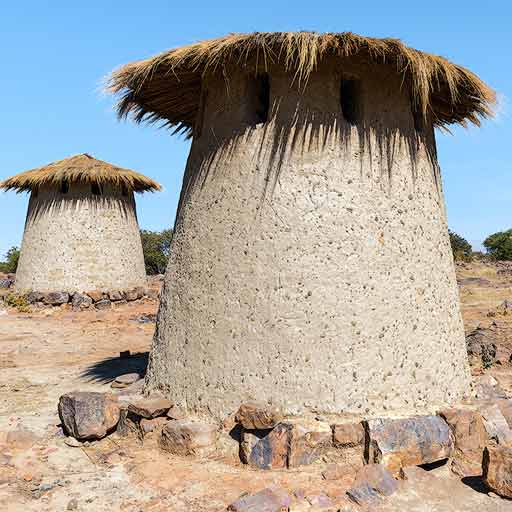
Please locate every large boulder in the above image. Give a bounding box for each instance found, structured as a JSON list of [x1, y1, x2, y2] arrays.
[[160, 420, 217, 457], [466, 327, 498, 368], [43, 291, 69, 306], [241, 419, 331, 469], [346, 464, 398, 507], [483, 445, 512, 498], [365, 415, 453, 474], [440, 406, 488, 477], [58, 392, 120, 440], [71, 293, 93, 310], [228, 487, 292, 512]]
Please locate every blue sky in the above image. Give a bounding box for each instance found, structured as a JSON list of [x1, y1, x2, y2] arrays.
[[0, 1, 510, 256]]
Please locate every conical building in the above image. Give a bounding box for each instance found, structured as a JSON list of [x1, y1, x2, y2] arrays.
[[1, 153, 161, 293], [108, 32, 495, 418]]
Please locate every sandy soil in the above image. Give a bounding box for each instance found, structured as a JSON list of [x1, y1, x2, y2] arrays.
[[1, 263, 512, 511]]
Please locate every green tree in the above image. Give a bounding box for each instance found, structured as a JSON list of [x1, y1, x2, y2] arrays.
[[140, 229, 173, 275], [0, 246, 20, 273], [483, 229, 512, 261], [448, 230, 472, 262]]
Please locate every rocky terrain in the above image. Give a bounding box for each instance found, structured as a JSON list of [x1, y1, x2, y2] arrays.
[[1, 262, 512, 511]]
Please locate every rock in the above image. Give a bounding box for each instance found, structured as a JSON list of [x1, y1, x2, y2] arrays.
[[26, 291, 44, 303], [228, 486, 292, 512], [64, 436, 82, 447], [58, 392, 120, 440], [479, 403, 512, 446], [0, 276, 14, 288], [167, 404, 187, 420], [365, 415, 453, 475], [67, 498, 78, 510], [287, 418, 332, 467], [483, 445, 512, 498], [43, 291, 69, 305], [477, 375, 498, 387], [111, 373, 141, 389], [125, 288, 141, 301], [87, 290, 104, 302], [71, 292, 93, 310], [495, 399, 512, 427], [235, 401, 283, 429], [439, 406, 487, 477], [127, 397, 172, 419], [116, 409, 140, 437], [108, 290, 124, 301], [95, 299, 112, 310], [160, 420, 217, 457], [466, 327, 498, 368], [346, 464, 398, 506], [332, 421, 365, 447], [242, 419, 331, 469], [140, 417, 168, 435], [146, 288, 160, 300], [133, 313, 157, 324]]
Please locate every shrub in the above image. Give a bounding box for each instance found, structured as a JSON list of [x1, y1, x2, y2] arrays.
[[3, 292, 30, 312], [483, 229, 512, 261], [449, 230, 473, 262], [0, 246, 20, 274], [140, 229, 173, 275]]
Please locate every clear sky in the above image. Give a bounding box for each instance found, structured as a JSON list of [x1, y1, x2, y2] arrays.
[[0, 1, 509, 256]]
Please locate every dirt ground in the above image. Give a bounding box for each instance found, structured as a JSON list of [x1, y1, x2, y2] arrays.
[[1, 262, 512, 511]]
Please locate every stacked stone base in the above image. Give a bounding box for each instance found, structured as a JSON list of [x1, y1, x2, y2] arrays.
[[19, 286, 159, 310], [57, 380, 512, 508]]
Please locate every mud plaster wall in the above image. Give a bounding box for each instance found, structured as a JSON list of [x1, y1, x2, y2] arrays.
[[15, 183, 147, 293], [146, 57, 471, 419]]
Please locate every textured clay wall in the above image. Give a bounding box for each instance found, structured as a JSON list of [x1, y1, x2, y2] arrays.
[[147, 57, 471, 419], [15, 183, 147, 293]]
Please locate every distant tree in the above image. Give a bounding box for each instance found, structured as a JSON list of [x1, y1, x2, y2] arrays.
[[140, 229, 173, 275], [0, 246, 20, 274], [483, 229, 512, 261], [448, 230, 473, 262]]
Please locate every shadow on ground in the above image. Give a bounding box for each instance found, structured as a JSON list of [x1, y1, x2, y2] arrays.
[[80, 352, 149, 383]]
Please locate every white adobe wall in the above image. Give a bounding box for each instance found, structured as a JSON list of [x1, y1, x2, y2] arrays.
[[146, 57, 471, 419], [15, 182, 147, 293]]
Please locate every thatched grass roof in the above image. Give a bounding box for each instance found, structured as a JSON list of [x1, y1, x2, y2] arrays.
[[0, 154, 161, 193], [107, 31, 496, 136]]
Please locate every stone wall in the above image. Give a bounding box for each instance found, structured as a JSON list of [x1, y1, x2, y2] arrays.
[[15, 183, 147, 293], [146, 56, 471, 419]]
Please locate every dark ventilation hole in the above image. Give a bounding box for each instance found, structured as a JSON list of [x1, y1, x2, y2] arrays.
[[91, 183, 102, 196], [340, 79, 361, 126], [254, 73, 270, 124], [60, 179, 69, 194]]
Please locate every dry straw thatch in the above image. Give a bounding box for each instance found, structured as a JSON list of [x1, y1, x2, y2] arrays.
[[0, 153, 161, 193], [107, 31, 496, 136]]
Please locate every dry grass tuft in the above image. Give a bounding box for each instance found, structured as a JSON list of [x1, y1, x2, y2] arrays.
[[106, 31, 496, 137], [0, 153, 161, 194]]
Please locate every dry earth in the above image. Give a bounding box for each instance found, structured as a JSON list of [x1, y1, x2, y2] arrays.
[[1, 262, 512, 511]]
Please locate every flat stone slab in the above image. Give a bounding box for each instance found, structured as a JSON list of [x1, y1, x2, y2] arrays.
[[332, 421, 365, 448], [235, 401, 283, 430], [479, 403, 512, 446], [227, 486, 292, 512], [160, 420, 217, 457], [58, 392, 120, 440], [111, 373, 141, 389], [346, 464, 398, 507], [127, 397, 172, 419], [366, 415, 453, 474]]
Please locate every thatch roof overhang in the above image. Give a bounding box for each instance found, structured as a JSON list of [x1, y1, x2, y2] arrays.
[[106, 31, 496, 137], [0, 153, 162, 194]]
